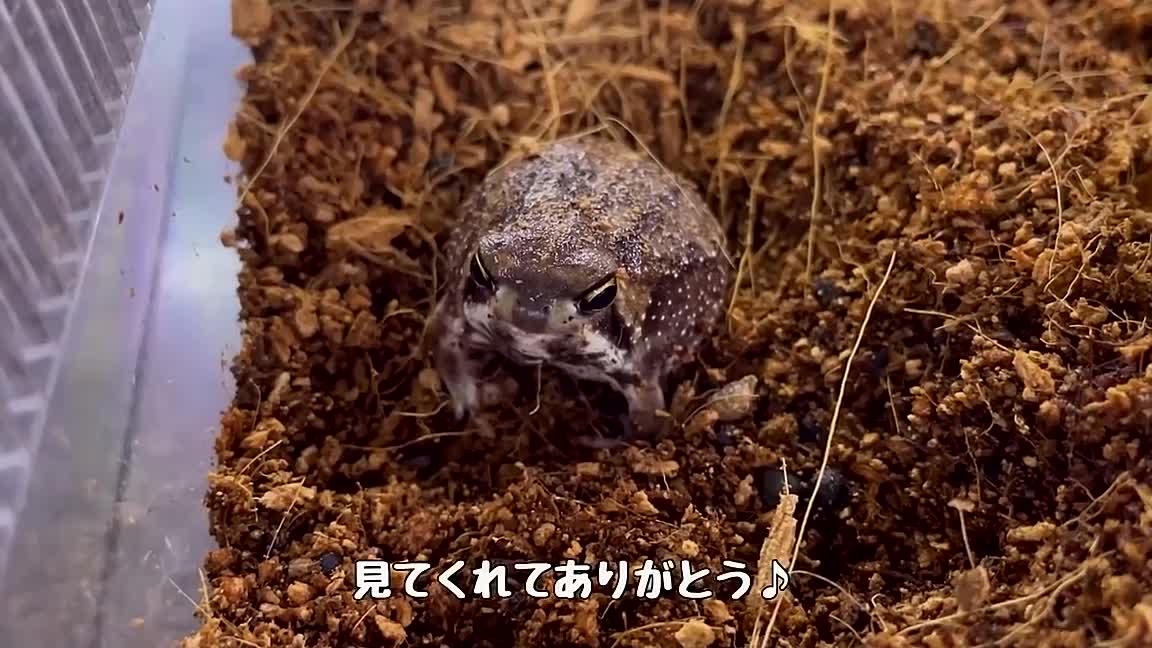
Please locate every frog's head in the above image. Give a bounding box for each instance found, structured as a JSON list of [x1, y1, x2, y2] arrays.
[[459, 229, 636, 368]]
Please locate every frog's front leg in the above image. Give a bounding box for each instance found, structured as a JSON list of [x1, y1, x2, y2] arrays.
[[427, 300, 483, 420], [622, 377, 671, 441], [574, 378, 668, 450]]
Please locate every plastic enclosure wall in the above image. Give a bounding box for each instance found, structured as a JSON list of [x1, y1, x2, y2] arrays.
[[0, 0, 249, 646], [0, 0, 153, 587]]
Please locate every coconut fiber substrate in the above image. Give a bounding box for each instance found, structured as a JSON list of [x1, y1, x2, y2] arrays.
[[183, 0, 1152, 646]]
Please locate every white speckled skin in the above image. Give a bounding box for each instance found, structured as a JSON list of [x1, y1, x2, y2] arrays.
[[426, 136, 730, 438]]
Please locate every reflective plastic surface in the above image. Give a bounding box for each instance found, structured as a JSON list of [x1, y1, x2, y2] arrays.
[[0, 1, 249, 646]]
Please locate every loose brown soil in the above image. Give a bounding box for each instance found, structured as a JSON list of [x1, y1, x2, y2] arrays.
[[184, 1, 1152, 646]]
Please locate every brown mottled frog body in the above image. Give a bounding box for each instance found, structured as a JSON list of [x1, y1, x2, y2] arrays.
[[426, 136, 730, 439]]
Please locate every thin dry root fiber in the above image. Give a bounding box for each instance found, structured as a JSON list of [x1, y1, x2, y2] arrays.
[[176, 1, 1152, 647], [747, 492, 799, 648], [752, 493, 798, 616]]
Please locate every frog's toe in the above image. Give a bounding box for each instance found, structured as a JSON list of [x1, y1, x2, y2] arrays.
[[450, 398, 468, 421], [439, 375, 479, 422], [626, 408, 669, 441], [620, 381, 669, 440]]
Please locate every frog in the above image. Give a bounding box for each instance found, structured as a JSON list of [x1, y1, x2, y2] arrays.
[[424, 135, 730, 442]]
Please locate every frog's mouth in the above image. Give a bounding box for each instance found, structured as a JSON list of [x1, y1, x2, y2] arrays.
[[463, 300, 559, 364], [495, 324, 554, 364]]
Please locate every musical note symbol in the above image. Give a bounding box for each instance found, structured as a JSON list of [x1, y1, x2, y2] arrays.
[[761, 560, 791, 600]]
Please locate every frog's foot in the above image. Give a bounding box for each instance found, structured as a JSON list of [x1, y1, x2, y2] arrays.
[[440, 349, 488, 421], [569, 410, 662, 451], [621, 380, 671, 442], [449, 380, 478, 421], [429, 305, 484, 421]]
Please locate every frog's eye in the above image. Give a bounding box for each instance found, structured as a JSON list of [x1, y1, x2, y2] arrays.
[[577, 276, 617, 313], [469, 252, 494, 289]]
